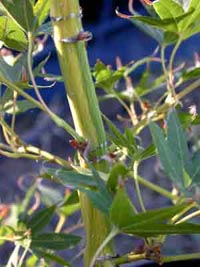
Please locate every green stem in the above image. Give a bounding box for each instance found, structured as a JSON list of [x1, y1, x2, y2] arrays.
[[163, 253, 200, 263], [133, 161, 146, 212], [0, 116, 71, 168], [89, 227, 119, 267], [171, 202, 196, 223], [177, 78, 200, 100], [50, 1, 114, 267], [132, 76, 200, 135], [109, 252, 146, 265], [128, 171, 177, 201], [27, 32, 55, 118], [0, 76, 80, 140], [161, 45, 168, 77], [168, 37, 182, 97], [176, 209, 200, 224], [125, 56, 161, 76]]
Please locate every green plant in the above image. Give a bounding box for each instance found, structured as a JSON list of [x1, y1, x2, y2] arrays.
[[0, 0, 200, 266]]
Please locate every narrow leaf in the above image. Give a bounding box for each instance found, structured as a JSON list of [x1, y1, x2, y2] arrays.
[[120, 203, 188, 230], [123, 222, 200, 237], [31, 233, 81, 250], [34, 249, 72, 266], [27, 206, 55, 234], [149, 122, 183, 188], [110, 187, 136, 228], [41, 167, 112, 214], [167, 109, 192, 184], [41, 168, 97, 188]]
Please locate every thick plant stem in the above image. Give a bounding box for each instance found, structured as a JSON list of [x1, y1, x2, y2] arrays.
[[50, 1, 114, 266]]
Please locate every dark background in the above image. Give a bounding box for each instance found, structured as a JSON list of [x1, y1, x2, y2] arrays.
[[0, 1, 200, 265]]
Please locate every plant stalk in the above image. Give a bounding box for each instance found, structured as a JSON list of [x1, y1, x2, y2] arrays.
[[50, 1, 114, 266]]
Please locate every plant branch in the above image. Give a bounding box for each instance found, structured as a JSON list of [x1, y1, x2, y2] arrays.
[[0, 76, 81, 140], [128, 171, 178, 201], [133, 161, 146, 212], [163, 253, 200, 263], [168, 37, 182, 97]]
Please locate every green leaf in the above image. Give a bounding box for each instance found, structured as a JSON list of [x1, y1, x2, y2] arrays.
[[153, 0, 184, 20], [0, 53, 27, 83], [27, 206, 55, 234], [178, 112, 200, 127], [110, 187, 136, 228], [149, 122, 183, 188], [93, 60, 125, 92], [38, 184, 63, 206], [131, 16, 177, 32], [34, 0, 50, 28], [0, 16, 27, 51], [33, 54, 51, 77], [107, 163, 129, 193], [0, 225, 14, 245], [181, 67, 200, 82], [0, 58, 18, 82], [60, 191, 80, 217], [103, 115, 127, 147], [118, 203, 188, 230], [131, 10, 193, 34], [85, 164, 113, 214], [41, 167, 112, 214], [3, 100, 37, 114], [167, 109, 192, 181], [0, 0, 34, 32], [34, 249, 72, 267], [182, 0, 200, 31], [137, 144, 156, 161], [130, 16, 163, 44], [41, 168, 97, 188], [163, 31, 179, 45], [37, 22, 52, 35], [31, 233, 81, 250], [123, 222, 200, 237], [191, 152, 200, 184]]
